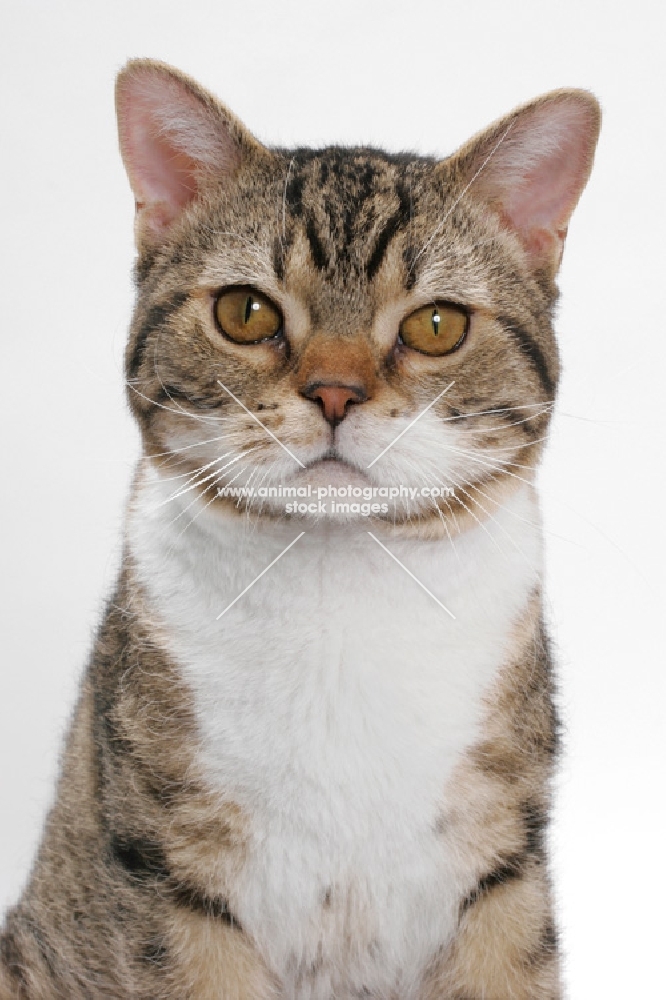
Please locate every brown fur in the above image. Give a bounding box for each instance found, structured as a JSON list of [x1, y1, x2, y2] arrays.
[[1, 60, 600, 998], [423, 596, 561, 999]]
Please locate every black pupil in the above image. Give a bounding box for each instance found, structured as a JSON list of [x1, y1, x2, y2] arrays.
[[244, 296, 254, 324], [432, 310, 440, 336]]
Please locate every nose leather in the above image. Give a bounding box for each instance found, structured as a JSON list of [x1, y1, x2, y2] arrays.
[[302, 382, 367, 425]]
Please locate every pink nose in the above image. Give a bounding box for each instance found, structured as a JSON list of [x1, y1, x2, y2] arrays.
[[303, 383, 367, 425]]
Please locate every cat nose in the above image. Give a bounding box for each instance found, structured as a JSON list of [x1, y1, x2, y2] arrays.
[[301, 382, 368, 425]]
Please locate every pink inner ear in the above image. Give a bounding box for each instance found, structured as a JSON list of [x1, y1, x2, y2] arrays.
[[116, 67, 241, 240], [501, 147, 581, 265], [128, 117, 199, 217], [505, 131, 588, 236], [471, 97, 599, 270]]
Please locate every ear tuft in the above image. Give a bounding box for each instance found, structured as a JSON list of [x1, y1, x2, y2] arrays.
[[452, 90, 601, 274], [115, 60, 259, 245]]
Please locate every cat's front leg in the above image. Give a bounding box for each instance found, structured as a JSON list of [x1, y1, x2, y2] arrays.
[[422, 863, 561, 1000], [0, 908, 278, 1000]]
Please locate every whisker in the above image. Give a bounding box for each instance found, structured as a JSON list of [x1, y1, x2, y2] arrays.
[[248, 459, 279, 521], [431, 439, 541, 474], [125, 380, 231, 426], [463, 477, 586, 551], [281, 157, 295, 268], [440, 405, 554, 436], [153, 450, 241, 491], [219, 462, 255, 512], [427, 492, 461, 559], [151, 330, 230, 432], [165, 469, 231, 530], [446, 484, 503, 553], [409, 119, 515, 274], [238, 462, 264, 515], [156, 449, 259, 509], [442, 433, 551, 455], [434, 444, 535, 490], [448, 476, 537, 567], [170, 486, 221, 541], [148, 433, 234, 460], [169, 457, 269, 539]]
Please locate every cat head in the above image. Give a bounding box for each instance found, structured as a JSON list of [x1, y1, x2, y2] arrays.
[[116, 59, 599, 533]]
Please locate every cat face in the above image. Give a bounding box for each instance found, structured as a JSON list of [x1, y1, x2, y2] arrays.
[[117, 61, 599, 531]]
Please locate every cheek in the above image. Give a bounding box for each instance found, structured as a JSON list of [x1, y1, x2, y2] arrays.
[[152, 406, 271, 474], [337, 406, 500, 488]]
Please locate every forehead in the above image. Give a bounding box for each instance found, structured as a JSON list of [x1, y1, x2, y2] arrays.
[[280, 147, 435, 285], [189, 144, 510, 326]]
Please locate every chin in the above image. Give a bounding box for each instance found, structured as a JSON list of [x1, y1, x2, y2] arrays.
[[297, 457, 371, 491]]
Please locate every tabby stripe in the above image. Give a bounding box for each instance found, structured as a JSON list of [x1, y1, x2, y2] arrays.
[[366, 183, 411, 281], [460, 855, 524, 913], [99, 721, 187, 809], [497, 316, 555, 397], [525, 918, 559, 969], [305, 216, 329, 271], [110, 834, 170, 882], [540, 919, 558, 955], [285, 165, 306, 218], [135, 245, 161, 284], [110, 835, 241, 929], [142, 939, 169, 966], [522, 799, 547, 857], [273, 235, 285, 283], [153, 383, 197, 406], [25, 919, 58, 980], [172, 884, 239, 926], [0, 918, 58, 987], [461, 803, 547, 914], [128, 291, 189, 379], [402, 244, 419, 289], [153, 383, 228, 409], [0, 928, 28, 987], [498, 406, 542, 436]]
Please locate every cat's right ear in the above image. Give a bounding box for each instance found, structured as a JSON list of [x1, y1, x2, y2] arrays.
[[115, 59, 266, 248]]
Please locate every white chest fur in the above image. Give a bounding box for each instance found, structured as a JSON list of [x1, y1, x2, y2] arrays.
[[128, 463, 543, 998]]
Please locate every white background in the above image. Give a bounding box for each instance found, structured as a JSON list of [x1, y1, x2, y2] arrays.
[[1, 2, 664, 997]]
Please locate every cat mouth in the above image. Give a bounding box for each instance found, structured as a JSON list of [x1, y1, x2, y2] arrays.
[[303, 453, 364, 475], [298, 452, 371, 488]]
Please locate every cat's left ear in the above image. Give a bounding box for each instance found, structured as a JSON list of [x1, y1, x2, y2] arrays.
[[115, 59, 271, 247], [448, 90, 601, 276]]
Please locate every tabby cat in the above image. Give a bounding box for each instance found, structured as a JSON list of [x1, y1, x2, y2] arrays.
[[0, 60, 600, 999]]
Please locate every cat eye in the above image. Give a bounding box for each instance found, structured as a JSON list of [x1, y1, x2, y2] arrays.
[[214, 287, 283, 344], [399, 302, 469, 356]]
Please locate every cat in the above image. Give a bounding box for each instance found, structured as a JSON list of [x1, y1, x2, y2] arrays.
[[0, 59, 600, 999]]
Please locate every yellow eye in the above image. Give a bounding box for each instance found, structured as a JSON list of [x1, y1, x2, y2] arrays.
[[214, 287, 282, 344], [399, 302, 468, 356]]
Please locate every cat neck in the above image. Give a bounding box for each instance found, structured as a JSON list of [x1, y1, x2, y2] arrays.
[[127, 455, 543, 620]]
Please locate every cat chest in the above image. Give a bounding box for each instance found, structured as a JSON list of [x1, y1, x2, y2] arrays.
[[128, 478, 543, 991], [173, 592, 477, 996]]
